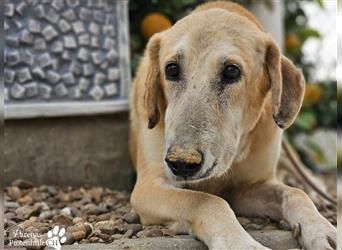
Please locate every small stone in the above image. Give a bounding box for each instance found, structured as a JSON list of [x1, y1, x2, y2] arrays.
[[72, 231, 86, 241], [62, 9, 76, 21], [161, 228, 176, 236], [79, 78, 90, 90], [103, 37, 115, 50], [93, 10, 105, 23], [46, 70, 60, 84], [124, 224, 143, 235], [89, 22, 100, 35], [67, 0, 80, 7], [21, 50, 34, 66], [6, 201, 20, 210], [136, 229, 163, 238], [39, 211, 54, 220], [92, 51, 105, 65], [7, 187, 22, 200], [94, 73, 106, 85], [5, 69, 15, 84], [51, 41, 63, 53], [20, 29, 34, 44], [122, 211, 140, 224], [104, 83, 118, 96], [34, 5, 45, 18], [62, 72, 75, 85], [32, 67, 45, 79], [91, 36, 99, 48], [34, 38, 47, 50], [27, 0, 39, 5], [72, 21, 85, 34], [77, 48, 89, 61], [25, 82, 39, 97], [54, 214, 73, 227], [5, 88, 9, 101], [13, 19, 24, 29], [97, 221, 120, 235], [54, 83, 68, 97], [37, 53, 52, 68], [51, 0, 65, 10], [16, 206, 36, 219], [18, 195, 33, 205], [82, 204, 100, 215], [45, 8, 59, 23], [103, 25, 115, 37], [42, 25, 58, 41], [79, 7, 92, 20], [69, 86, 81, 99], [6, 36, 20, 47], [123, 229, 134, 238], [28, 19, 41, 33], [47, 186, 58, 196], [40, 84, 52, 98], [64, 35, 77, 48], [106, 49, 118, 63], [89, 86, 104, 101], [6, 51, 20, 66], [18, 68, 32, 83], [5, 3, 14, 16], [16, 2, 27, 15], [108, 68, 120, 81], [67, 62, 80, 76], [4, 20, 9, 31], [62, 50, 72, 60], [58, 19, 71, 33], [83, 63, 94, 76], [100, 61, 109, 70], [78, 33, 90, 46], [61, 207, 72, 216]]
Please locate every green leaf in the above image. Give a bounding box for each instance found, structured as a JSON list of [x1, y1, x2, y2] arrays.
[[294, 112, 317, 131], [314, 0, 324, 9], [297, 28, 321, 41]]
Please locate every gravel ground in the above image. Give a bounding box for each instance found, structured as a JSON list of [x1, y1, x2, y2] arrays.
[[4, 173, 336, 249]]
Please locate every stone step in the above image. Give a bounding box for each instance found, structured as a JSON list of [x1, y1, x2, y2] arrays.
[[59, 230, 299, 250]]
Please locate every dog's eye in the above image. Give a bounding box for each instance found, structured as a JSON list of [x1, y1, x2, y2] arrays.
[[165, 63, 180, 80], [222, 64, 241, 83]]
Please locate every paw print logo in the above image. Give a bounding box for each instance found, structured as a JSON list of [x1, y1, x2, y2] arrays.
[[46, 225, 67, 250]]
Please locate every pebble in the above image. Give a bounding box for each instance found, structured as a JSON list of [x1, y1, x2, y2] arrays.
[[53, 214, 73, 227], [7, 187, 22, 200], [12, 179, 34, 189], [122, 211, 140, 224], [137, 229, 163, 238], [15, 206, 36, 219]]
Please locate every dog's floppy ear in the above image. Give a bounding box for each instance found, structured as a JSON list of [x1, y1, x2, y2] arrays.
[[265, 39, 305, 129], [144, 34, 162, 129]]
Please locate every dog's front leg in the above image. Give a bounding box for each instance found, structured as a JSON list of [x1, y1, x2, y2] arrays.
[[131, 171, 269, 249], [230, 180, 336, 250]]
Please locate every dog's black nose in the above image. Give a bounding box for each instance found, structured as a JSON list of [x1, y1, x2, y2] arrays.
[[165, 159, 202, 178]]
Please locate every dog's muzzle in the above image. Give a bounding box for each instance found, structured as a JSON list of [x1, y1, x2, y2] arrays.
[[165, 146, 203, 178]]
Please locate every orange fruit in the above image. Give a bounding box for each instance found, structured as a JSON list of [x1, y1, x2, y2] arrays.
[[141, 13, 172, 39], [304, 83, 321, 103], [285, 33, 299, 51]]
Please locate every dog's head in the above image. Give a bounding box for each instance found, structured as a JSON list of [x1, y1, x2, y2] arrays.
[[143, 6, 304, 182]]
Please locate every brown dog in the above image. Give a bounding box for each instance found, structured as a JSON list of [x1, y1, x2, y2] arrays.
[[129, 1, 336, 249]]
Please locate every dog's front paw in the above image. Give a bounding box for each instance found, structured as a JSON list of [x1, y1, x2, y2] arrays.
[[210, 237, 270, 250], [299, 219, 336, 250]]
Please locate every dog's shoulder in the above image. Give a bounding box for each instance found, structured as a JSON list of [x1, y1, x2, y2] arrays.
[[193, 1, 263, 30]]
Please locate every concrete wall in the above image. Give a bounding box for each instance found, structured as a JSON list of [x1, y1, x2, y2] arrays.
[[4, 113, 134, 190]]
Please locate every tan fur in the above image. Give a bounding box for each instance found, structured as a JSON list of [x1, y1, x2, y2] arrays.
[[129, 1, 335, 249]]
